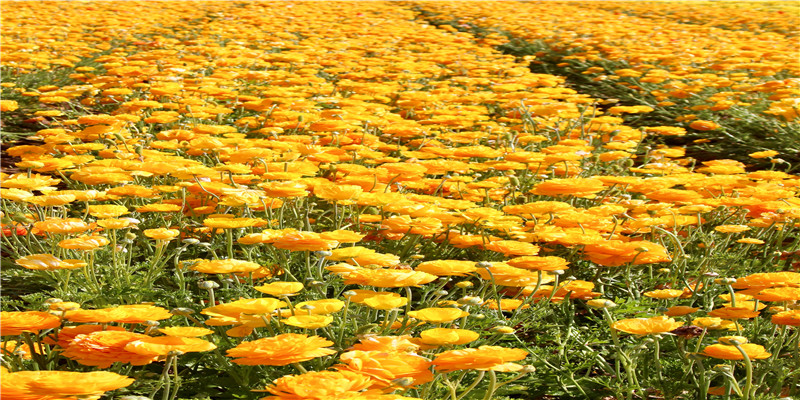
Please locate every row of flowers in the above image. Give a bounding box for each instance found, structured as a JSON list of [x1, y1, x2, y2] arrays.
[[411, 1, 800, 167], [1, 1, 799, 399]]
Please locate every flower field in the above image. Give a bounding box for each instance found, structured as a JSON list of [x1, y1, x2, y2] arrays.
[[1, 2, 798, 399]]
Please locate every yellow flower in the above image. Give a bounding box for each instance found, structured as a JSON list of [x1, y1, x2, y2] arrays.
[[262, 370, 374, 400], [87, 204, 129, 219], [191, 259, 262, 274], [58, 235, 110, 251], [407, 308, 469, 323], [611, 316, 683, 335], [15, 254, 86, 271], [254, 282, 304, 297], [281, 315, 334, 329], [1, 370, 134, 400], [363, 294, 409, 310], [432, 345, 528, 372], [419, 328, 480, 346], [227, 333, 335, 365], [144, 228, 180, 241]]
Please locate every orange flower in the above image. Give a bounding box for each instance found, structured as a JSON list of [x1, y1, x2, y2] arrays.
[[261, 370, 375, 400], [43, 325, 126, 348], [754, 287, 800, 302], [731, 272, 800, 291], [692, 317, 739, 331], [1, 340, 31, 359], [771, 309, 800, 326], [0, 100, 19, 112], [144, 228, 181, 241], [203, 217, 264, 229], [158, 327, 214, 337], [15, 254, 86, 271], [318, 230, 365, 244], [665, 306, 700, 317], [689, 120, 720, 131], [136, 203, 183, 213], [506, 256, 569, 271], [336, 350, 434, 388], [415, 260, 477, 276], [226, 333, 335, 365], [340, 268, 437, 288], [125, 336, 217, 357], [583, 240, 671, 267], [1, 173, 61, 191], [643, 289, 684, 299], [485, 240, 540, 256], [702, 343, 771, 360], [273, 231, 339, 252], [484, 298, 530, 311], [314, 183, 363, 202], [714, 224, 750, 234], [260, 181, 309, 198], [25, 194, 77, 207], [611, 316, 683, 335], [58, 235, 109, 251], [191, 259, 262, 274], [1, 370, 133, 400], [32, 218, 91, 235], [62, 330, 158, 367], [530, 178, 606, 198], [707, 307, 760, 319], [432, 345, 528, 372], [0, 311, 61, 336]]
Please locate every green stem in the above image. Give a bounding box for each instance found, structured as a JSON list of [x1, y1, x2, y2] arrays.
[[456, 371, 485, 400], [481, 370, 498, 400], [733, 344, 754, 400]]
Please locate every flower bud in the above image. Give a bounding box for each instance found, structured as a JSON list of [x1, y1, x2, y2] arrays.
[[198, 281, 219, 290], [491, 326, 515, 334], [587, 299, 617, 309], [457, 296, 484, 306], [170, 307, 195, 316], [391, 377, 415, 388]]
